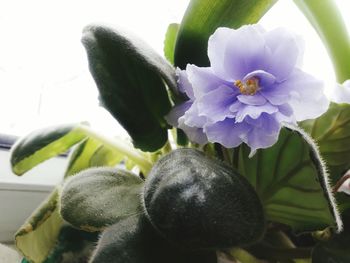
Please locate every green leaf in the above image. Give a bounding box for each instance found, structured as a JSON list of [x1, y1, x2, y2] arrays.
[[174, 0, 278, 68], [82, 24, 176, 151], [60, 167, 144, 232], [312, 210, 350, 262], [164, 23, 179, 65], [237, 126, 341, 232], [301, 103, 350, 184], [64, 137, 126, 178], [42, 226, 98, 263], [10, 123, 87, 175], [15, 190, 63, 263], [90, 214, 217, 263], [15, 137, 123, 263], [293, 0, 350, 82]]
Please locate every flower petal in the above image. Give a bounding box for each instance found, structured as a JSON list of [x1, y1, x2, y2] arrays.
[[165, 101, 192, 126], [183, 102, 208, 128], [208, 25, 269, 81], [243, 70, 276, 88], [244, 114, 281, 154], [178, 117, 208, 145], [197, 85, 236, 122], [330, 80, 350, 104], [176, 68, 194, 100], [205, 118, 250, 148], [281, 69, 329, 121], [235, 103, 278, 122], [264, 28, 302, 81], [186, 64, 229, 98], [237, 93, 267, 106]]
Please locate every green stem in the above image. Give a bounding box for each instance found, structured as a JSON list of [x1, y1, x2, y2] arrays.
[[77, 125, 152, 174], [250, 245, 312, 260], [293, 0, 350, 82], [228, 248, 262, 263]]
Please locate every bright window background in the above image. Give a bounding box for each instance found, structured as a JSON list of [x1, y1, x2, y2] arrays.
[[0, 0, 349, 138]]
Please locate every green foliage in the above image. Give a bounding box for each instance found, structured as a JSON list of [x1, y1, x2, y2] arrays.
[[60, 167, 144, 232], [174, 0, 277, 68], [42, 226, 98, 263], [90, 214, 217, 263], [143, 148, 265, 249], [164, 23, 179, 65], [312, 210, 350, 262], [15, 190, 63, 263], [81, 24, 176, 151], [237, 127, 341, 232], [10, 123, 87, 175], [301, 103, 350, 184]]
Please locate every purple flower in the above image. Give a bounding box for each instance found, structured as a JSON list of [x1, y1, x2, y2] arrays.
[[166, 25, 329, 154], [330, 80, 350, 104]]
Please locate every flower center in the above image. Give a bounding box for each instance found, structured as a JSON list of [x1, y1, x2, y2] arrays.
[[234, 77, 260, 95]]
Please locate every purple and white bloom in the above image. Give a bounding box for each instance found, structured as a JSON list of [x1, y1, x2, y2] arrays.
[[166, 25, 329, 154], [330, 80, 350, 104]]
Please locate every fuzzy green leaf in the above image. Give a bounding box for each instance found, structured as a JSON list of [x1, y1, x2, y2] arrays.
[[237, 126, 341, 232], [174, 0, 277, 68], [60, 167, 144, 232], [301, 103, 350, 184], [15, 137, 123, 263], [90, 214, 217, 263], [10, 123, 87, 175], [82, 24, 176, 151]]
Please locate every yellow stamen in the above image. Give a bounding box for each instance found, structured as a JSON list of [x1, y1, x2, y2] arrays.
[[234, 77, 259, 95]]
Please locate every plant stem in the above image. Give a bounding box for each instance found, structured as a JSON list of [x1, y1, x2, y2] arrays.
[[250, 245, 312, 260], [77, 125, 152, 174], [228, 248, 262, 263], [293, 0, 350, 83]]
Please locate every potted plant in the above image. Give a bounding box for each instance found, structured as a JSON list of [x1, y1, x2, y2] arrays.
[[9, 0, 350, 262]]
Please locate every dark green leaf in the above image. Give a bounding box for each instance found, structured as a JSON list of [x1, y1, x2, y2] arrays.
[[174, 0, 278, 68], [237, 126, 341, 232], [164, 23, 179, 65], [90, 214, 217, 263], [82, 24, 176, 151], [312, 210, 350, 262], [10, 123, 87, 175], [144, 148, 265, 249], [43, 226, 98, 263], [60, 167, 144, 232], [14, 136, 122, 262], [301, 103, 350, 184]]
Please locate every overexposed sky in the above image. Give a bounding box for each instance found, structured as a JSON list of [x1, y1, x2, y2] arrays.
[[0, 0, 349, 137]]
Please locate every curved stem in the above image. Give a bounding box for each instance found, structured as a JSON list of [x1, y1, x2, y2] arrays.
[[228, 248, 262, 263], [293, 0, 350, 82], [77, 125, 152, 174]]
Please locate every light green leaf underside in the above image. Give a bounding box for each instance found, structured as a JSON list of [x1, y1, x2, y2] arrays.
[[60, 168, 144, 232], [164, 23, 179, 65], [301, 103, 350, 183], [238, 127, 340, 232], [15, 190, 63, 263]]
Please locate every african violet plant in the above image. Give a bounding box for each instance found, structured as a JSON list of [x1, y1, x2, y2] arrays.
[[9, 0, 350, 262]]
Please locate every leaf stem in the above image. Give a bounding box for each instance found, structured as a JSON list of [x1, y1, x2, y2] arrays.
[[228, 248, 262, 263], [77, 125, 152, 174], [293, 0, 350, 82]]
